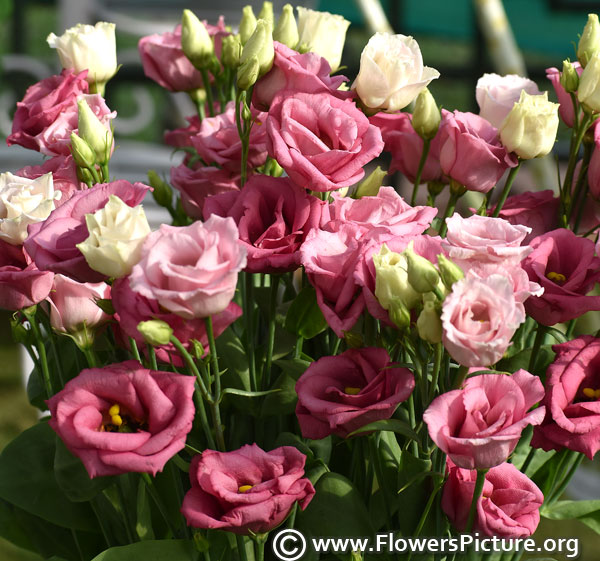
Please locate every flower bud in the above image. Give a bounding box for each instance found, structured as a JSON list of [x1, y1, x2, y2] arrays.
[[137, 320, 173, 347], [273, 4, 299, 49], [577, 13, 600, 68], [237, 55, 260, 90], [258, 1, 274, 28], [70, 132, 96, 169], [499, 91, 559, 159], [388, 299, 411, 331], [353, 166, 387, 198], [222, 34, 242, 68], [578, 52, 600, 113], [412, 88, 441, 140], [373, 244, 420, 311], [181, 9, 215, 69], [239, 5, 257, 45], [404, 242, 440, 294], [239, 19, 274, 79], [77, 98, 113, 165], [147, 170, 173, 209], [344, 331, 363, 349], [437, 254, 464, 290], [77, 166, 94, 186], [560, 60, 579, 93], [417, 298, 442, 343]]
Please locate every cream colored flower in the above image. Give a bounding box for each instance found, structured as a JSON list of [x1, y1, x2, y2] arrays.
[[499, 91, 559, 159], [77, 195, 151, 278], [373, 244, 420, 311], [578, 52, 600, 112], [352, 32, 439, 113], [0, 172, 58, 245]]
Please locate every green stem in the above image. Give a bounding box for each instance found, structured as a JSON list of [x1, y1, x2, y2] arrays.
[[410, 138, 431, 205], [547, 451, 583, 505], [169, 335, 210, 398], [368, 435, 393, 532], [406, 480, 443, 561], [438, 191, 460, 237], [25, 310, 53, 397], [88, 165, 102, 185], [236, 535, 249, 561], [254, 539, 265, 561], [81, 346, 98, 368], [566, 319, 577, 339], [199, 68, 214, 117], [520, 447, 537, 475], [262, 275, 280, 389], [129, 337, 142, 363], [294, 336, 304, 359], [570, 140, 593, 226], [147, 345, 158, 370], [465, 469, 487, 533], [452, 365, 469, 390], [528, 324, 548, 373], [244, 273, 257, 391], [101, 163, 110, 183], [491, 161, 522, 217], [205, 316, 226, 451], [428, 343, 443, 404]]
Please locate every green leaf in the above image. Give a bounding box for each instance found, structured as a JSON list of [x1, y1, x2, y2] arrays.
[[285, 285, 328, 339], [396, 451, 432, 536], [274, 432, 313, 458], [260, 372, 297, 416], [135, 479, 154, 541], [0, 422, 97, 532], [542, 500, 600, 519], [273, 358, 311, 379], [347, 419, 420, 444], [90, 540, 196, 561], [497, 345, 555, 378], [221, 387, 281, 399]]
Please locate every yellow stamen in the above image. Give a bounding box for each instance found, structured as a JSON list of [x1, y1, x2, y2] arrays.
[[344, 387, 361, 395], [111, 414, 123, 426], [238, 485, 253, 493], [547, 271, 567, 284], [582, 388, 600, 399], [108, 404, 120, 416]]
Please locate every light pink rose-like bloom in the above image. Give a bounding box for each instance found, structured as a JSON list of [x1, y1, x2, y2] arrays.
[[295, 347, 415, 439], [170, 164, 240, 219], [164, 115, 201, 149], [47, 360, 196, 477], [442, 213, 532, 265], [546, 64, 583, 128], [191, 101, 268, 172], [203, 175, 325, 273], [300, 222, 365, 337], [266, 90, 384, 192], [442, 459, 543, 537], [0, 239, 54, 311], [7, 70, 89, 153], [476, 73, 542, 128], [16, 155, 82, 206], [48, 274, 110, 334], [438, 110, 518, 193], [181, 444, 315, 535], [369, 112, 444, 183], [424, 370, 545, 469], [138, 19, 229, 92], [441, 272, 526, 367], [129, 216, 247, 319], [253, 41, 350, 110]]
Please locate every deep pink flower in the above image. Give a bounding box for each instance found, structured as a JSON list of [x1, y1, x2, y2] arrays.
[[295, 347, 414, 439], [253, 41, 350, 110], [0, 239, 54, 311], [204, 175, 325, 273], [267, 90, 384, 192], [532, 336, 600, 459], [522, 229, 600, 325], [24, 180, 150, 283], [546, 65, 583, 128], [438, 110, 518, 193], [181, 444, 315, 535], [424, 370, 545, 469], [442, 460, 543, 538], [16, 155, 82, 205], [47, 360, 196, 477]]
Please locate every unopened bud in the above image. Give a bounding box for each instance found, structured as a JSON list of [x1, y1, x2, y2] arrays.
[[137, 320, 173, 347], [190, 339, 205, 359], [416, 298, 442, 343], [437, 254, 464, 291], [388, 299, 411, 331], [373, 244, 420, 311], [274, 4, 299, 48], [240, 19, 274, 78], [354, 166, 387, 198], [239, 5, 257, 45], [147, 170, 173, 208], [222, 34, 242, 68], [77, 98, 113, 165], [411, 88, 440, 140], [77, 165, 94, 186], [404, 243, 440, 294], [70, 132, 96, 169], [561, 60, 580, 93], [237, 54, 260, 90], [427, 181, 445, 198], [94, 298, 115, 316], [344, 331, 363, 349], [181, 9, 215, 69], [578, 13, 600, 67], [258, 1, 274, 28]]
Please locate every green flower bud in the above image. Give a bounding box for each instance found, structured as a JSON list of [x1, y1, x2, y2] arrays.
[[190, 338, 206, 359], [353, 166, 387, 198], [237, 55, 260, 90], [240, 19, 274, 79], [578, 13, 600, 68], [404, 242, 440, 294], [416, 298, 442, 343], [373, 244, 420, 311], [273, 4, 299, 49], [437, 254, 464, 291], [222, 34, 242, 68], [147, 170, 173, 208], [77, 98, 113, 165], [77, 165, 94, 186], [344, 331, 363, 349], [388, 299, 411, 331], [258, 1, 274, 28], [239, 5, 257, 45], [427, 181, 445, 198], [70, 132, 96, 169], [411, 88, 440, 140], [137, 320, 173, 347], [560, 60, 579, 93], [181, 9, 215, 69]]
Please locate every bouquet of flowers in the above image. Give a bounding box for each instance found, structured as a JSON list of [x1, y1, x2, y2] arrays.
[[1, 4, 600, 560]]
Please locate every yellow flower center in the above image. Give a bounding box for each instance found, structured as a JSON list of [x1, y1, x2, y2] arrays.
[[547, 271, 566, 284], [108, 403, 122, 426], [344, 387, 361, 395], [582, 387, 600, 399], [238, 485, 253, 493]]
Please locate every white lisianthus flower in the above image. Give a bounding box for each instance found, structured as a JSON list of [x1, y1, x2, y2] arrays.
[[352, 32, 440, 113], [499, 91, 559, 160], [373, 244, 420, 311], [76, 195, 151, 278], [47, 22, 117, 88], [296, 7, 350, 72], [578, 52, 600, 112], [0, 172, 59, 245]]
